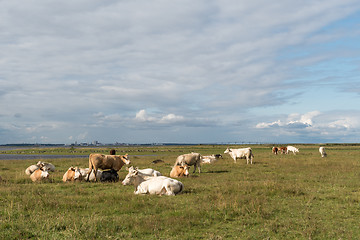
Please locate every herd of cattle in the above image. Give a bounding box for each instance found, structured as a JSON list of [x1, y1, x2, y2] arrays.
[[20, 146, 328, 196]]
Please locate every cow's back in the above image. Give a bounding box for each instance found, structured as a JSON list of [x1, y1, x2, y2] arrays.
[[90, 154, 116, 169]]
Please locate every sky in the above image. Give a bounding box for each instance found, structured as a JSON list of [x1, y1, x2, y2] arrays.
[[1, 0, 360, 144]]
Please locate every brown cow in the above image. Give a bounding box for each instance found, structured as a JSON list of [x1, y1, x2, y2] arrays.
[[272, 147, 278, 155], [279, 147, 287, 154], [87, 154, 131, 181], [170, 165, 190, 178], [30, 167, 49, 182], [62, 167, 82, 182]]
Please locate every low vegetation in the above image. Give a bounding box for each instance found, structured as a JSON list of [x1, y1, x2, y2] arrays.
[[1, 144, 360, 239]]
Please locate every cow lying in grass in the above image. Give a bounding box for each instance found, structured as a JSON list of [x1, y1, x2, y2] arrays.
[[170, 165, 189, 178], [63, 167, 82, 182], [25, 161, 55, 175], [127, 166, 162, 177], [122, 168, 183, 196], [30, 167, 50, 182]]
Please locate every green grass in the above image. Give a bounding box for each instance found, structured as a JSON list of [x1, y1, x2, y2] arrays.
[[1, 145, 360, 239]]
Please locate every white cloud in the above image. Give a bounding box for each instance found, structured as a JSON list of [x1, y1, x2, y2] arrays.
[[0, 1, 360, 144]]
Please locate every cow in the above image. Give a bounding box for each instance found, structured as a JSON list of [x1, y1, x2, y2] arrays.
[[224, 147, 254, 164], [62, 167, 82, 182], [79, 168, 103, 182], [170, 165, 190, 178], [122, 168, 184, 196], [87, 153, 131, 181], [201, 154, 222, 164], [127, 166, 162, 177], [109, 149, 116, 155], [272, 147, 278, 155], [25, 161, 55, 175], [287, 146, 299, 155], [30, 167, 49, 182], [100, 169, 119, 182], [279, 147, 287, 154], [174, 152, 202, 173], [319, 147, 327, 157]]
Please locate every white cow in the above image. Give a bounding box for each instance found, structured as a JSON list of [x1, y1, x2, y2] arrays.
[[287, 146, 299, 155], [319, 147, 327, 157], [224, 147, 254, 164], [25, 161, 55, 175], [201, 154, 222, 164], [127, 166, 162, 176], [122, 168, 183, 196], [79, 168, 103, 182]]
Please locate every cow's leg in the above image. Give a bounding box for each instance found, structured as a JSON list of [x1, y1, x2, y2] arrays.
[[192, 164, 197, 173], [246, 156, 249, 164], [87, 161, 93, 181], [197, 161, 201, 173]]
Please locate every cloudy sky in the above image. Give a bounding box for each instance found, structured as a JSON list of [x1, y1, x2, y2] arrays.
[[1, 0, 360, 144]]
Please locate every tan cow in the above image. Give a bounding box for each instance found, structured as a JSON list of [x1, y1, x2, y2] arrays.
[[87, 154, 131, 181], [62, 167, 82, 182], [30, 167, 49, 182], [170, 165, 190, 178], [174, 152, 202, 173]]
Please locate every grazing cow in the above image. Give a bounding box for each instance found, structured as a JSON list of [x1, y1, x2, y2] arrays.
[[201, 154, 222, 164], [122, 168, 184, 196], [319, 147, 327, 157], [30, 167, 49, 182], [170, 165, 190, 178], [62, 167, 82, 182], [224, 147, 254, 164], [127, 166, 162, 177], [272, 147, 278, 155], [279, 147, 287, 154], [287, 146, 299, 155], [87, 153, 131, 181], [100, 169, 119, 182], [25, 161, 55, 175], [109, 149, 116, 155], [79, 168, 103, 182], [174, 152, 202, 173]]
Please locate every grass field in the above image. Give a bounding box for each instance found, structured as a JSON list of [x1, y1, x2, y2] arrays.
[[1, 144, 360, 239]]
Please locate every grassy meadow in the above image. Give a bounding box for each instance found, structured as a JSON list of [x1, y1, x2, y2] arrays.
[[0, 144, 360, 239]]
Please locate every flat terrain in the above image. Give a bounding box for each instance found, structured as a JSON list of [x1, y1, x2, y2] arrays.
[[1, 144, 360, 239]]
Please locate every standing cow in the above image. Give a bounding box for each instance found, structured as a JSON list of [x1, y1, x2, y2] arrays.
[[224, 147, 254, 164], [319, 147, 327, 157], [272, 147, 278, 155], [287, 146, 299, 155], [87, 154, 131, 181], [174, 152, 202, 173]]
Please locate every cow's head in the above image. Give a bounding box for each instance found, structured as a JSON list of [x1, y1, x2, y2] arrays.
[[122, 168, 138, 186], [39, 167, 50, 179], [224, 148, 231, 154], [121, 154, 131, 165], [181, 165, 190, 177]]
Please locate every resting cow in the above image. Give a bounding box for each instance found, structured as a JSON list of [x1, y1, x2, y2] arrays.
[[319, 147, 327, 157], [62, 167, 82, 182], [79, 168, 102, 182], [87, 153, 130, 181], [122, 168, 183, 196], [224, 147, 254, 164], [100, 169, 119, 182], [170, 165, 190, 178], [25, 161, 55, 175], [201, 154, 222, 164], [174, 152, 202, 173], [127, 166, 162, 177], [287, 146, 299, 155], [30, 167, 49, 182]]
